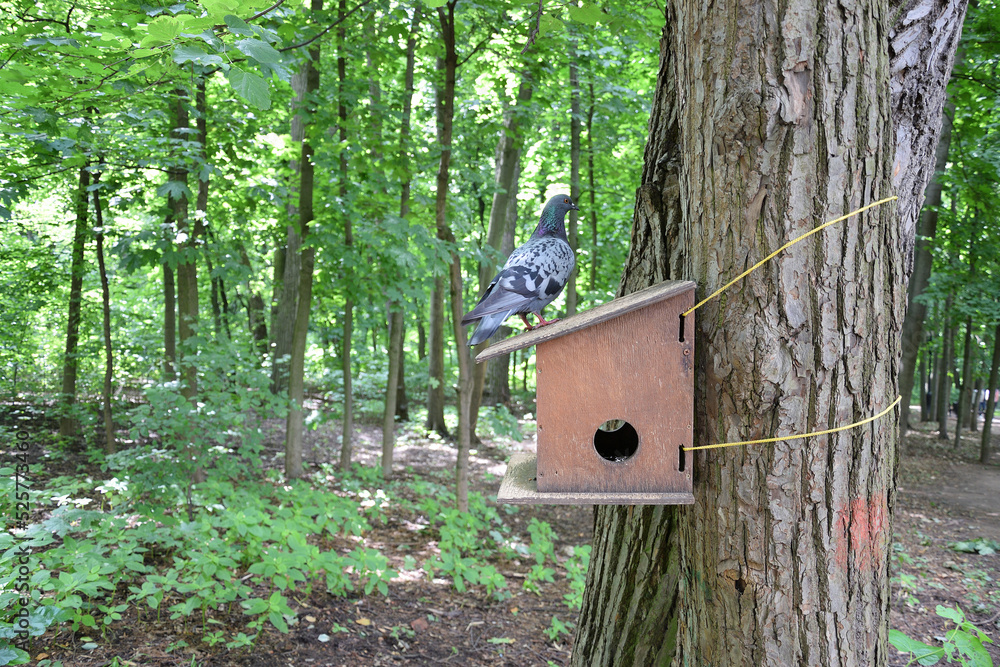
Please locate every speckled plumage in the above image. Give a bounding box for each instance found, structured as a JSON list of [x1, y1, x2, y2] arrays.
[[462, 195, 578, 346]]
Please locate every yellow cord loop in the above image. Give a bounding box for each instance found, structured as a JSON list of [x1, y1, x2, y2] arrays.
[[679, 196, 901, 451], [681, 196, 898, 318], [683, 396, 901, 451]]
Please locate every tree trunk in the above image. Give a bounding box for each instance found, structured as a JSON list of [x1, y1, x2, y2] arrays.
[[238, 243, 269, 358], [426, 278, 448, 436], [163, 262, 177, 380], [923, 349, 935, 422], [969, 378, 981, 433], [981, 322, 1000, 464], [566, 53, 580, 316], [92, 172, 115, 455], [472, 75, 533, 431], [271, 67, 308, 394], [954, 318, 973, 447], [170, 88, 198, 401], [59, 165, 90, 437], [285, 0, 322, 479], [888, 0, 967, 265], [937, 301, 954, 439], [587, 80, 598, 292], [436, 1, 473, 512], [382, 6, 422, 477], [484, 162, 520, 407], [338, 0, 355, 471], [898, 103, 953, 433], [571, 0, 956, 661]]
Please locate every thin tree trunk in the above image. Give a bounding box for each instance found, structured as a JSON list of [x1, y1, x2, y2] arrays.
[[471, 75, 533, 432], [92, 172, 115, 455], [338, 0, 354, 471], [59, 165, 90, 437], [937, 300, 954, 439], [587, 80, 598, 292], [566, 54, 580, 316], [238, 244, 269, 358], [898, 103, 953, 433], [163, 262, 177, 380], [382, 6, 422, 477], [917, 349, 931, 421], [981, 322, 1000, 464], [484, 163, 520, 407], [427, 279, 448, 435], [272, 68, 308, 394], [970, 378, 981, 432], [170, 88, 198, 401], [923, 349, 935, 422], [285, 0, 323, 479], [436, 1, 472, 511]]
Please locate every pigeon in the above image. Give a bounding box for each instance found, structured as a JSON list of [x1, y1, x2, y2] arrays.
[[462, 194, 578, 346]]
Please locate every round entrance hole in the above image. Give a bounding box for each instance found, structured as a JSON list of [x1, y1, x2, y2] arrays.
[[594, 420, 639, 462]]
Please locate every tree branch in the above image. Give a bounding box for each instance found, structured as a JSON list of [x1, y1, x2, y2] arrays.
[[521, 0, 543, 55], [278, 0, 374, 52]]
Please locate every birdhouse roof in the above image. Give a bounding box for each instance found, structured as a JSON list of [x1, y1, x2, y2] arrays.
[[475, 279, 696, 363]]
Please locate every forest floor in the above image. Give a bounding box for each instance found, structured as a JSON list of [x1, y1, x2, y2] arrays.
[[889, 413, 1000, 666], [19, 405, 1000, 666]]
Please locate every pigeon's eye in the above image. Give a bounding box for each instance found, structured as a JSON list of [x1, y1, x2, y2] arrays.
[[563, 198, 570, 203]]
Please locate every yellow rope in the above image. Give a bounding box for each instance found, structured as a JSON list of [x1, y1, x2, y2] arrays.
[[683, 396, 901, 451], [681, 195, 898, 318]]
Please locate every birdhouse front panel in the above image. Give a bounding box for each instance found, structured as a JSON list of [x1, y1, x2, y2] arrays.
[[534, 288, 694, 495]]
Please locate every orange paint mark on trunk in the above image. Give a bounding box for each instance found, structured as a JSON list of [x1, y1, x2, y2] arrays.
[[834, 492, 889, 571]]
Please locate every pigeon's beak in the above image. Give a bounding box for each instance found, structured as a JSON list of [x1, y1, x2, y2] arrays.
[[571, 201, 580, 211]]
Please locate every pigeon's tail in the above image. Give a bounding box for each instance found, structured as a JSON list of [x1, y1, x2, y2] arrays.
[[468, 310, 511, 346]]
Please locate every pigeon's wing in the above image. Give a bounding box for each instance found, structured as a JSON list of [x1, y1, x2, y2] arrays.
[[461, 264, 540, 322]]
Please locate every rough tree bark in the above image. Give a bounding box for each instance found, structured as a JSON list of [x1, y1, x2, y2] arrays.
[[285, 0, 322, 479], [59, 165, 90, 437], [163, 261, 176, 380], [572, 0, 961, 663], [898, 103, 954, 433]]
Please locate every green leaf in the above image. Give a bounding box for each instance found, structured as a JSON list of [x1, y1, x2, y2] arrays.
[[202, 0, 240, 19], [936, 605, 964, 624], [568, 3, 603, 25], [235, 38, 281, 64], [538, 14, 562, 35], [227, 67, 271, 110], [888, 629, 943, 666], [424, 0, 448, 7], [146, 15, 181, 43], [224, 14, 254, 37], [172, 45, 224, 66], [241, 598, 268, 615]]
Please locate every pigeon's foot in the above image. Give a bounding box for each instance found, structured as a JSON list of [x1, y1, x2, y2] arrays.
[[535, 314, 560, 327], [518, 313, 535, 331]]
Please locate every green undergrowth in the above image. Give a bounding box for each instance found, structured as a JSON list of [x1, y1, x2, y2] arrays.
[[1, 450, 588, 664]]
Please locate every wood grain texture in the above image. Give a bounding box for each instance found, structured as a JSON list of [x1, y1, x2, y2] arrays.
[[497, 452, 695, 505], [475, 280, 696, 362]]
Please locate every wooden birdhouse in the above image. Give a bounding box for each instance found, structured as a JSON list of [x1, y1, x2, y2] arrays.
[[478, 280, 696, 505]]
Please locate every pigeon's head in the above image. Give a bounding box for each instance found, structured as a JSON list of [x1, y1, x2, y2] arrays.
[[536, 195, 579, 235]]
